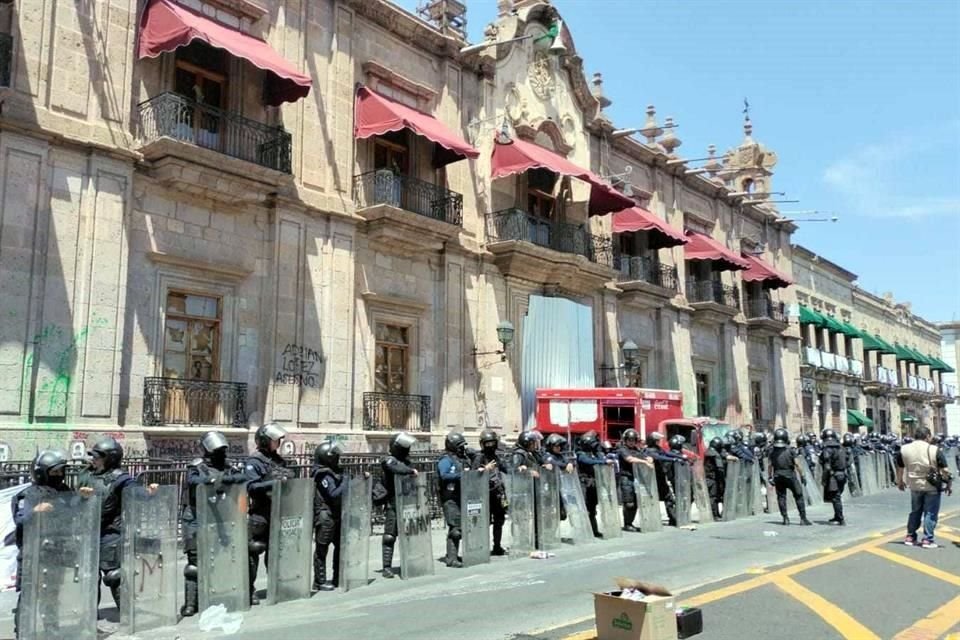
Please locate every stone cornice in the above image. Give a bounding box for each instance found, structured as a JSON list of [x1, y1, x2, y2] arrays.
[[345, 0, 465, 59], [362, 61, 438, 103], [793, 244, 859, 282]]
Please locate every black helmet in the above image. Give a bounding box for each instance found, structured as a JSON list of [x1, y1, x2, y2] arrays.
[[902, 436, 914, 444], [842, 433, 855, 446], [314, 441, 344, 469], [518, 430, 542, 450], [668, 435, 685, 452], [753, 432, 767, 447], [32, 450, 68, 486], [91, 437, 123, 470], [255, 423, 287, 450], [731, 430, 744, 443], [820, 428, 837, 443], [445, 431, 467, 454], [601, 440, 614, 454], [544, 433, 566, 450], [201, 431, 229, 455], [796, 434, 809, 448], [622, 429, 639, 444], [479, 429, 500, 447], [773, 428, 790, 447], [389, 432, 417, 458], [709, 437, 723, 451], [578, 430, 600, 451], [646, 432, 664, 448], [933, 434, 945, 445]]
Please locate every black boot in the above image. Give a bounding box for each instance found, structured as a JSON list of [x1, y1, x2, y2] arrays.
[[782, 515, 790, 526], [249, 554, 260, 604], [382, 543, 395, 578], [492, 523, 507, 555], [445, 539, 462, 568], [181, 579, 198, 617], [314, 545, 332, 591], [589, 513, 603, 538]]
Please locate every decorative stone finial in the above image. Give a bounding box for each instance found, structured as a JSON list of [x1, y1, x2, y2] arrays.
[[591, 72, 612, 109], [660, 117, 681, 154], [497, 0, 514, 16], [642, 105, 663, 145], [743, 117, 754, 142]]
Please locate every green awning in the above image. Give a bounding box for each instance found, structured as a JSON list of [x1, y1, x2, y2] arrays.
[[798, 305, 825, 326], [894, 343, 921, 363], [928, 355, 955, 373], [860, 331, 896, 354], [846, 409, 874, 428], [821, 314, 846, 335], [873, 334, 897, 354], [901, 414, 917, 423], [910, 349, 935, 368], [836, 320, 863, 338]]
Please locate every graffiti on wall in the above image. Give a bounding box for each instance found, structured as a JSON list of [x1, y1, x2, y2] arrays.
[[274, 343, 324, 388]]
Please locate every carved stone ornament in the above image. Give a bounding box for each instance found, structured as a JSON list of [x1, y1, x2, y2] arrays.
[[528, 52, 555, 100]]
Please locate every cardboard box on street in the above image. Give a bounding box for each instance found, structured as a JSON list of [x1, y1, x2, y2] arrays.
[[593, 591, 678, 640]]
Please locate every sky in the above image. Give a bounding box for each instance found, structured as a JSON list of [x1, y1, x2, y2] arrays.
[[396, 0, 960, 322]]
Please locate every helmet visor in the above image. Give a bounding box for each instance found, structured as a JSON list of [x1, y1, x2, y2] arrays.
[[262, 423, 288, 442]]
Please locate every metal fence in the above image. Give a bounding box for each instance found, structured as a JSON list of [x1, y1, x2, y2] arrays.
[[362, 392, 431, 432], [615, 255, 679, 290], [142, 377, 248, 428], [353, 170, 464, 225], [485, 208, 615, 267], [686, 279, 741, 309], [745, 297, 786, 321]]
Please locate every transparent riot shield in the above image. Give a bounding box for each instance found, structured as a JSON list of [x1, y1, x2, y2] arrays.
[[846, 456, 862, 498], [945, 447, 958, 479], [266, 478, 312, 605], [860, 453, 877, 495], [634, 463, 663, 532], [886, 453, 898, 488], [673, 462, 693, 527], [535, 467, 561, 550], [339, 474, 372, 592], [594, 465, 622, 539], [508, 470, 536, 557], [120, 485, 178, 633], [461, 470, 490, 567], [877, 452, 891, 489], [722, 459, 741, 522], [196, 482, 250, 612], [735, 461, 753, 519], [558, 471, 594, 543], [396, 474, 434, 578], [799, 459, 818, 506], [19, 493, 101, 640], [691, 461, 714, 524]]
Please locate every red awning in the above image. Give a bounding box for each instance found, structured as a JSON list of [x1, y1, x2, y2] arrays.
[[741, 254, 794, 289], [683, 231, 751, 271], [491, 137, 634, 216], [137, 0, 311, 106], [612, 207, 687, 249], [354, 86, 479, 167]]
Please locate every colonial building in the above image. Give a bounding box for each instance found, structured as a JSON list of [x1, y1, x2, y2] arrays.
[[792, 246, 954, 436], [0, 0, 876, 461], [939, 323, 960, 434]]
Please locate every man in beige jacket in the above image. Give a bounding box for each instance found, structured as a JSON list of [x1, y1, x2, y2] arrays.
[[896, 426, 951, 548]]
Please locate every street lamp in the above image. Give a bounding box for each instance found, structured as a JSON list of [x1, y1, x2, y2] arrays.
[[472, 321, 515, 362], [599, 339, 640, 386]]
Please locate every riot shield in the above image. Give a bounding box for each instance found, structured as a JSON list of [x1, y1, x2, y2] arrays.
[[120, 485, 178, 633], [461, 470, 490, 567], [691, 461, 714, 524], [339, 474, 372, 592], [594, 465, 622, 539], [799, 459, 818, 506], [860, 453, 877, 495], [508, 470, 536, 557], [877, 452, 891, 489], [266, 478, 312, 605], [196, 482, 250, 612], [722, 459, 741, 522], [945, 447, 959, 479], [634, 463, 663, 532], [886, 453, 898, 488], [673, 462, 693, 527], [396, 474, 434, 579], [846, 457, 862, 498], [19, 493, 101, 640], [535, 467, 561, 550], [558, 471, 595, 543], [735, 461, 753, 519]]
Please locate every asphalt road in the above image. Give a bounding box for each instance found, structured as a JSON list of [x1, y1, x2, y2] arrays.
[[18, 487, 949, 640]]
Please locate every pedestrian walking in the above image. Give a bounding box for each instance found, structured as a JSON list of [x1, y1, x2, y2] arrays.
[[896, 426, 952, 548]]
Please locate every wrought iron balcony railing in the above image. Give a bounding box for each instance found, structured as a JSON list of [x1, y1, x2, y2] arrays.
[[0, 34, 11, 88], [686, 280, 741, 310], [803, 346, 822, 367], [615, 255, 679, 291], [363, 392, 431, 432], [745, 297, 786, 322], [353, 170, 463, 225], [485, 208, 614, 267], [142, 377, 247, 427], [137, 92, 292, 173]]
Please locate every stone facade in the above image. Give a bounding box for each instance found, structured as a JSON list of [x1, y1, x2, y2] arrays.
[[792, 245, 950, 436], [938, 323, 960, 435], [0, 0, 868, 462]]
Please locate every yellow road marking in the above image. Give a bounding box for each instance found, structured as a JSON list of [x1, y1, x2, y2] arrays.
[[870, 532, 885, 538], [818, 547, 836, 554], [866, 547, 960, 586], [892, 593, 960, 639], [938, 530, 960, 544], [745, 566, 768, 574], [772, 576, 880, 640], [558, 631, 596, 640]]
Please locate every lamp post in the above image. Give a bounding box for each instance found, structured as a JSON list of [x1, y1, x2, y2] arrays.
[[599, 339, 640, 386], [472, 321, 515, 362]]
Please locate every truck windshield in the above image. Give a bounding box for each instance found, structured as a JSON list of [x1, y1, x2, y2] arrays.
[[701, 423, 732, 444]]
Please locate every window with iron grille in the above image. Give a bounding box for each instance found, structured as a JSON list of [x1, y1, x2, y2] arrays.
[[375, 323, 409, 393]]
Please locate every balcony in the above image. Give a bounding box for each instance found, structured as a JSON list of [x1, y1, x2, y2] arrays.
[[614, 255, 678, 309], [834, 355, 849, 374], [849, 359, 864, 377], [803, 347, 822, 368], [0, 33, 11, 89], [353, 170, 464, 255], [744, 297, 788, 336], [685, 280, 741, 323], [821, 352, 837, 371], [484, 208, 617, 293], [362, 392, 431, 432], [142, 377, 247, 428], [136, 92, 292, 205]]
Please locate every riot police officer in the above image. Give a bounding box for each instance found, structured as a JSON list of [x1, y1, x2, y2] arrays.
[[576, 431, 611, 538], [511, 431, 543, 473], [542, 434, 572, 471], [244, 423, 291, 604], [80, 437, 137, 613], [646, 432, 677, 526], [819, 428, 848, 525], [12, 450, 93, 638], [471, 429, 507, 555], [380, 432, 419, 578], [437, 431, 474, 568], [703, 437, 733, 520], [312, 440, 358, 591], [767, 429, 811, 526], [616, 429, 652, 532], [842, 432, 861, 491], [181, 431, 246, 615]]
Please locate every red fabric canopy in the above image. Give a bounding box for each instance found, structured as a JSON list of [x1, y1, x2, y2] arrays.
[[137, 0, 311, 106], [683, 231, 751, 271], [354, 86, 479, 167], [491, 137, 634, 216], [612, 206, 687, 249], [741, 254, 794, 289]]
